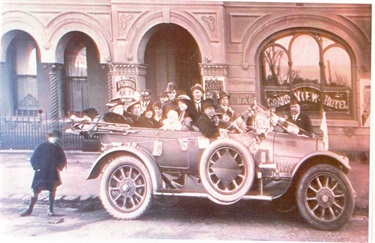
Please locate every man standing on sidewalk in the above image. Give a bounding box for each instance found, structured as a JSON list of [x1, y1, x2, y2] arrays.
[[19, 129, 67, 217]]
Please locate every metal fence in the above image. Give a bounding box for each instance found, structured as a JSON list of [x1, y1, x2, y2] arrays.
[[0, 111, 92, 150]]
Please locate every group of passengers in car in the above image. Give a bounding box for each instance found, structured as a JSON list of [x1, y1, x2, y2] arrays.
[[70, 82, 244, 138], [69, 81, 313, 138]]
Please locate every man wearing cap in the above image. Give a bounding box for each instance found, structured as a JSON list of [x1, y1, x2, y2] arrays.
[[175, 94, 199, 131], [216, 90, 235, 119], [196, 98, 220, 138], [140, 89, 152, 114], [20, 129, 67, 217], [190, 84, 204, 120]]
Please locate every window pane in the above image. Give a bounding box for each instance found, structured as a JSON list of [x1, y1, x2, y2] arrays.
[[263, 45, 289, 86], [324, 47, 351, 88], [65, 43, 87, 77], [291, 35, 320, 84], [16, 76, 38, 110], [16, 40, 37, 75]]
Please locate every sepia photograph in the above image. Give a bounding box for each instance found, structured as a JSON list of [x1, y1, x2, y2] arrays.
[[0, 0, 373, 242]]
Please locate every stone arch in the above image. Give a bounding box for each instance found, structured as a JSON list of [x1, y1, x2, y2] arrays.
[[1, 11, 46, 62], [241, 14, 370, 110], [242, 14, 368, 72], [125, 9, 212, 64], [45, 12, 112, 64]]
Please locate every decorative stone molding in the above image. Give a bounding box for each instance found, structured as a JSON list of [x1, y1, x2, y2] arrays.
[[200, 64, 228, 76], [358, 65, 369, 73], [113, 64, 147, 76], [19, 94, 39, 109], [202, 15, 215, 31], [120, 14, 133, 30], [204, 78, 224, 92], [206, 55, 212, 63], [242, 62, 249, 70], [43, 63, 62, 73], [117, 12, 135, 39], [344, 127, 355, 137], [43, 42, 50, 50]]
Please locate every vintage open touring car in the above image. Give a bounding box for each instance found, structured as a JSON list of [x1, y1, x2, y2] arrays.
[[68, 104, 355, 231]]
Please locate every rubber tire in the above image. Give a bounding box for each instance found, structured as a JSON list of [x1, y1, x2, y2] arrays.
[[199, 138, 255, 204], [296, 164, 355, 230], [100, 155, 153, 219]]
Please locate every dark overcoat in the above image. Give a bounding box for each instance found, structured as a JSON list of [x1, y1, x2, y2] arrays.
[[288, 112, 312, 135], [30, 142, 67, 191], [196, 113, 219, 138]]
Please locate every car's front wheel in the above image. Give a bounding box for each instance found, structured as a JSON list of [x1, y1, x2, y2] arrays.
[[100, 155, 153, 219], [296, 164, 355, 230]]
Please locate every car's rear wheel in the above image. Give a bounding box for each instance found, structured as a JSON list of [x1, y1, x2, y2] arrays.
[[100, 155, 152, 219], [199, 138, 255, 204], [296, 164, 355, 230]]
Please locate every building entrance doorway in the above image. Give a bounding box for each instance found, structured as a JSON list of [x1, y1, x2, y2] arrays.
[[144, 24, 201, 98]]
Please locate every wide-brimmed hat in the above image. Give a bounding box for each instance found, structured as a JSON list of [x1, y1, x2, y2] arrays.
[[176, 94, 193, 106], [163, 82, 177, 93], [141, 89, 152, 97], [126, 99, 141, 112], [106, 98, 124, 107], [218, 90, 230, 100], [176, 94, 191, 101], [190, 83, 204, 93], [202, 98, 217, 110]]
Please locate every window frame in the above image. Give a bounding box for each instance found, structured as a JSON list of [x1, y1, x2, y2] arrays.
[[259, 30, 355, 120]]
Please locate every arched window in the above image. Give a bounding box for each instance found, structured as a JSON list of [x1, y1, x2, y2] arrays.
[[260, 32, 353, 119], [64, 41, 88, 113], [12, 35, 39, 113]]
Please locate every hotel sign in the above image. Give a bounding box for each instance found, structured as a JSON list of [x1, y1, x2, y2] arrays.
[[265, 85, 350, 113]]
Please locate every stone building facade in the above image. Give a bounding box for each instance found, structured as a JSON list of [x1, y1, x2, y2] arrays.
[[0, 1, 372, 153]]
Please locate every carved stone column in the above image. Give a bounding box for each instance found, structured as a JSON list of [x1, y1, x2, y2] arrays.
[[105, 63, 114, 101], [45, 64, 60, 129]]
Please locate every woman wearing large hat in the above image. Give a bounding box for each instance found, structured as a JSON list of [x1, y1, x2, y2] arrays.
[[175, 94, 199, 131]]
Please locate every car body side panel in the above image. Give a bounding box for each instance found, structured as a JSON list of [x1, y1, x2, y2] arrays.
[[98, 128, 205, 171], [86, 145, 163, 193], [273, 132, 318, 176]]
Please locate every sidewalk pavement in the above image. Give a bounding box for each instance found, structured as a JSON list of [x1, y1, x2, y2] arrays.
[[0, 150, 370, 215]]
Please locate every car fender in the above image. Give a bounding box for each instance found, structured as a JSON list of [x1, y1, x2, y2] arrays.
[[86, 145, 162, 192], [292, 150, 351, 177]]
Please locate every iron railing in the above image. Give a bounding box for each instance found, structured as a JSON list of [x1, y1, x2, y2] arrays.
[[0, 111, 98, 150]]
